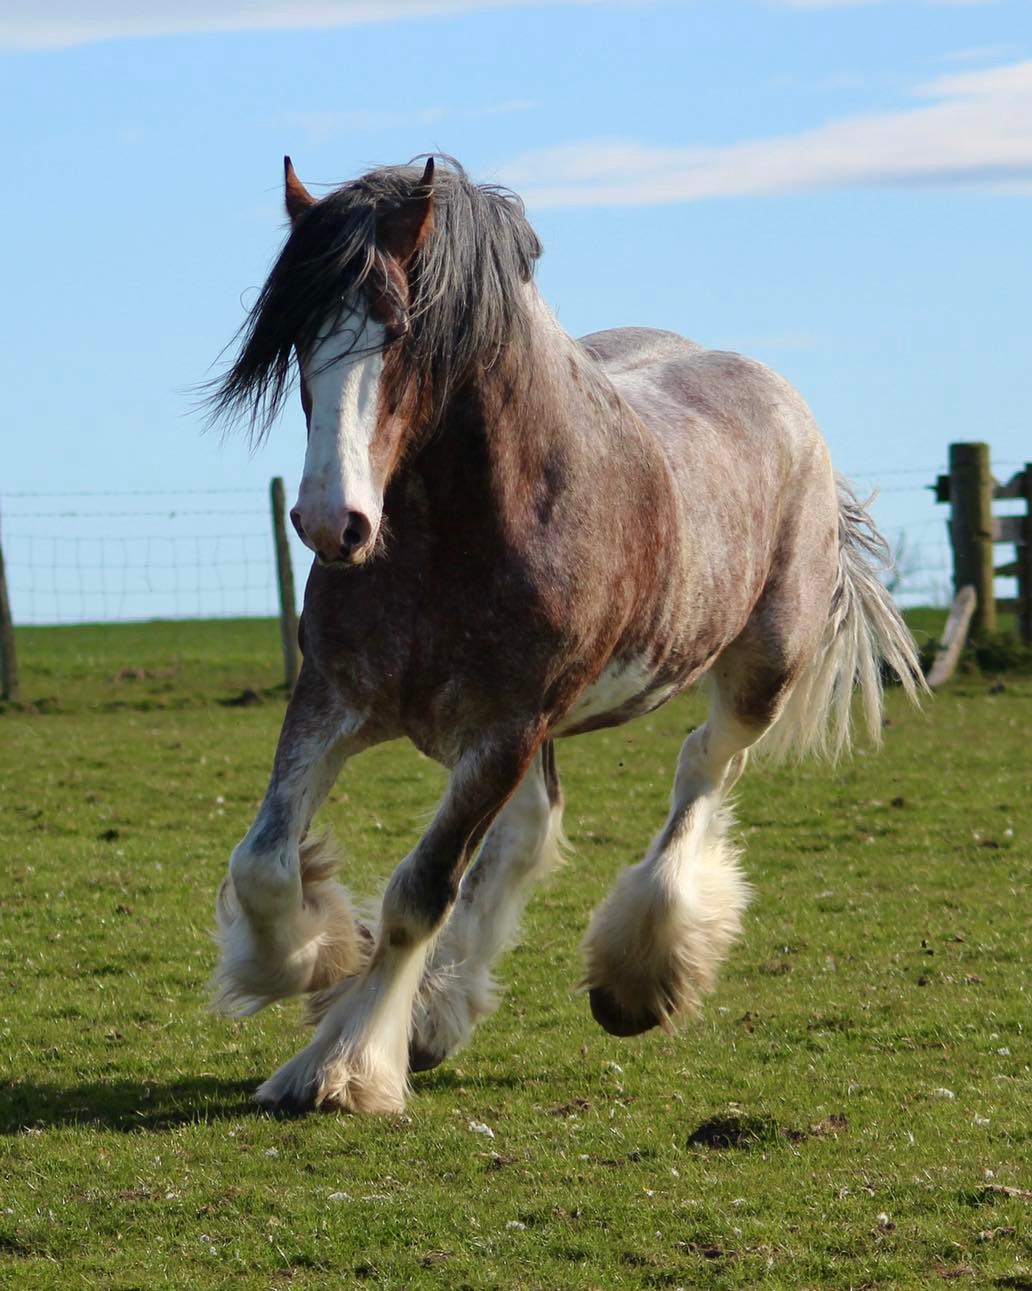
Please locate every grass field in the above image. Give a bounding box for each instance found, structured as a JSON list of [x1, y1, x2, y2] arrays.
[[1, 615, 1029, 1289]]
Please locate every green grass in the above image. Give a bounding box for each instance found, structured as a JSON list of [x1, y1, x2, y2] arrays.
[[4, 618, 287, 713], [1, 618, 1030, 1289]]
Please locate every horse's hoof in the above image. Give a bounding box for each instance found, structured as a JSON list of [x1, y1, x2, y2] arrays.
[[408, 1042, 446, 1073], [254, 1087, 314, 1117], [588, 985, 661, 1037]]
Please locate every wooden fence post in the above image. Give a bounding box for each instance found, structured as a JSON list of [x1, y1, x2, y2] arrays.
[[948, 442, 997, 639], [0, 526, 19, 703], [926, 586, 977, 690], [270, 477, 299, 693]]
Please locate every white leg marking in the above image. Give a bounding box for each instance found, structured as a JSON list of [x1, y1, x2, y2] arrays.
[[212, 834, 366, 1015], [259, 831, 446, 1114], [211, 722, 369, 1016], [583, 719, 753, 1032], [257, 937, 428, 1116], [410, 760, 565, 1067], [257, 741, 535, 1113]]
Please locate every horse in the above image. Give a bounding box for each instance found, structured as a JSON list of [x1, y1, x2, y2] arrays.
[[206, 154, 924, 1116]]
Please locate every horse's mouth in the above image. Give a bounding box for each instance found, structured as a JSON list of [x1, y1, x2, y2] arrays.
[[315, 552, 366, 570]]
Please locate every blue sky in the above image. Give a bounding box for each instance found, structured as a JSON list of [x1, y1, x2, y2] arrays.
[[1, 0, 1029, 622]]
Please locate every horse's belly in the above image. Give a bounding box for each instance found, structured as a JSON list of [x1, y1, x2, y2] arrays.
[[553, 657, 680, 737]]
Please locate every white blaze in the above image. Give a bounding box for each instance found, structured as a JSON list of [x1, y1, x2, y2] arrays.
[[295, 310, 386, 553]]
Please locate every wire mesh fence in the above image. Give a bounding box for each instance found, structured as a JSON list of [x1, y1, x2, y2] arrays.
[[840, 458, 1028, 611], [0, 488, 293, 626], [1, 460, 1027, 626]]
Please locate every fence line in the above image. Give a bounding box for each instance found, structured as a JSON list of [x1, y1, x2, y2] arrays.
[[2, 509, 271, 520], [5, 534, 277, 625], [932, 447, 1032, 642], [0, 487, 293, 627], [2, 487, 265, 499], [1, 460, 1022, 627]]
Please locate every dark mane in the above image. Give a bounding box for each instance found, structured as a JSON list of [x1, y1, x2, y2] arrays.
[[206, 156, 543, 439]]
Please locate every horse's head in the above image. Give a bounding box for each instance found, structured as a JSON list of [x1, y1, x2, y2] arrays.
[[209, 156, 541, 567], [285, 157, 434, 566]]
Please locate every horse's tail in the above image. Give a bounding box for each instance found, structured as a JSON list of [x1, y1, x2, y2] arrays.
[[761, 478, 927, 762]]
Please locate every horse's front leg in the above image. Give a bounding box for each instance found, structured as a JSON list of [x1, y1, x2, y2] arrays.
[[409, 741, 566, 1072], [211, 662, 377, 1016], [255, 728, 543, 1116]]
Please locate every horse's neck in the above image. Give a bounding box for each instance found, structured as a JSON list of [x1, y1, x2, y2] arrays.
[[399, 288, 659, 552], [464, 291, 632, 486]]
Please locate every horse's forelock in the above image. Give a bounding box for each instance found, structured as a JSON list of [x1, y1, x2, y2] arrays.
[[205, 157, 542, 441]]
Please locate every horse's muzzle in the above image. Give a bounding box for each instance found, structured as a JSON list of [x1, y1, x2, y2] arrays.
[[291, 507, 374, 566]]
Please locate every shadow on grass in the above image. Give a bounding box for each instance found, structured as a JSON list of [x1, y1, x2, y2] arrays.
[[0, 1075, 258, 1134], [1, 1067, 538, 1133], [411, 1068, 530, 1094]]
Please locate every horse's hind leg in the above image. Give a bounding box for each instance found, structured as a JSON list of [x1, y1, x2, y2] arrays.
[[408, 742, 566, 1072], [211, 662, 376, 1015], [583, 537, 836, 1036], [581, 693, 755, 1037]]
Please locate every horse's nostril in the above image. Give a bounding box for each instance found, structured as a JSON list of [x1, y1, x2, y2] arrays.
[[342, 510, 373, 553], [289, 508, 306, 542]]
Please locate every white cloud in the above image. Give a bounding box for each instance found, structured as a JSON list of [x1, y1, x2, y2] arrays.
[[501, 60, 1032, 206], [939, 45, 1022, 65], [0, 0, 613, 51]]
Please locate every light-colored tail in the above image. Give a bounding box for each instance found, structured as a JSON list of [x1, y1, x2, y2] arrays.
[[761, 479, 928, 762]]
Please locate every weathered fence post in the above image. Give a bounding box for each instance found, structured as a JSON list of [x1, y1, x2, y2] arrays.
[[926, 585, 977, 690], [947, 442, 997, 639], [0, 524, 19, 703], [937, 450, 1031, 645], [270, 477, 299, 693]]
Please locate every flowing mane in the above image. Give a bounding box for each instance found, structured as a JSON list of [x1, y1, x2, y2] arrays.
[[207, 157, 543, 439]]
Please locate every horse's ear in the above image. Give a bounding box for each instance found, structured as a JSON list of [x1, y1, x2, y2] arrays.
[[284, 155, 316, 225], [379, 157, 435, 267]]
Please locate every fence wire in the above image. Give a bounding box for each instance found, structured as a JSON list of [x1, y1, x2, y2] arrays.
[[1, 464, 1024, 625], [0, 489, 286, 626]]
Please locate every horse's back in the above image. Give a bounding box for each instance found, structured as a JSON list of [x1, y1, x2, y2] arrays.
[[578, 326, 824, 470], [579, 326, 707, 375]]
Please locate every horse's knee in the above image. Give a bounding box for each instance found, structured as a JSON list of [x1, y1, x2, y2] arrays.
[[228, 838, 301, 921], [671, 725, 719, 801], [215, 834, 364, 1015]]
